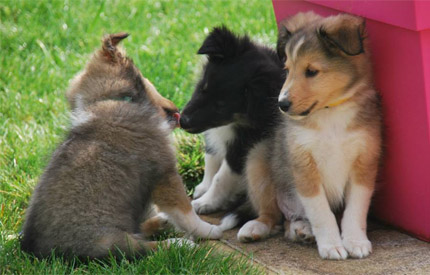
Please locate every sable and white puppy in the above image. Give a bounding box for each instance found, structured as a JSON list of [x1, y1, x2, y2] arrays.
[[179, 26, 285, 221], [246, 12, 382, 260], [21, 33, 221, 259]]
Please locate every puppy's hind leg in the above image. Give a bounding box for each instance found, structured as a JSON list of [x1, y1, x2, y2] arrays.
[[286, 219, 315, 243], [140, 212, 170, 237], [237, 146, 282, 242], [192, 160, 243, 214], [94, 231, 194, 259], [153, 173, 222, 239], [91, 231, 150, 259], [193, 152, 222, 199]]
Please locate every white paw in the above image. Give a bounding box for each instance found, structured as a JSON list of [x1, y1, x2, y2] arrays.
[[195, 224, 223, 240], [191, 197, 219, 214], [166, 238, 196, 248], [342, 237, 372, 258], [193, 182, 210, 199], [287, 220, 315, 243], [237, 220, 270, 242], [318, 243, 348, 260]]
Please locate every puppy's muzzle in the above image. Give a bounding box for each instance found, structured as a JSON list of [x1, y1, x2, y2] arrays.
[[279, 100, 292, 113], [179, 115, 191, 130]]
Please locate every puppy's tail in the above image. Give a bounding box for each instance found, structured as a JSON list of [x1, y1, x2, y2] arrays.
[[218, 199, 257, 231]]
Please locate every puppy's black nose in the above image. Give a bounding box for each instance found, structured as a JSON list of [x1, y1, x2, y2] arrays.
[[179, 115, 190, 129], [279, 100, 292, 112]]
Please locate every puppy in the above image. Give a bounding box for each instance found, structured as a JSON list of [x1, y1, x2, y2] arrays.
[[180, 26, 285, 232], [21, 33, 221, 259], [247, 12, 382, 260]]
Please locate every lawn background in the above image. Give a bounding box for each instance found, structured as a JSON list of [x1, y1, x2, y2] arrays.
[[0, 0, 277, 273]]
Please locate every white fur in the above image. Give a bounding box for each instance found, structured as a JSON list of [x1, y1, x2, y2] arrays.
[[287, 101, 371, 260], [279, 81, 292, 102], [290, 36, 305, 62], [298, 191, 347, 260], [192, 159, 243, 214], [341, 183, 373, 258], [237, 220, 270, 242], [70, 95, 93, 127], [158, 120, 171, 133], [287, 219, 314, 242], [164, 209, 222, 239], [193, 153, 222, 199], [218, 213, 239, 231], [289, 103, 366, 208], [205, 124, 235, 157], [192, 124, 242, 212]]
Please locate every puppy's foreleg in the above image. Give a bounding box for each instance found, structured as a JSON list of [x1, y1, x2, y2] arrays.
[[341, 151, 378, 258], [192, 160, 243, 214], [293, 152, 347, 260], [193, 153, 222, 199], [153, 173, 222, 239]]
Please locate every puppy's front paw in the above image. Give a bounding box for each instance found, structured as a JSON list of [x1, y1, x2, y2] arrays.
[[191, 197, 218, 214], [287, 220, 315, 243], [194, 224, 222, 240], [207, 225, 223, 239], [193, 182, 210, 199], [318, 244, 348, 260], [342, 237, 372, 258], [237, 220, 270, 242]]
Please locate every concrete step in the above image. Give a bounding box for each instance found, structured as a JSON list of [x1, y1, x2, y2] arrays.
[[202, 215, 430, 274]]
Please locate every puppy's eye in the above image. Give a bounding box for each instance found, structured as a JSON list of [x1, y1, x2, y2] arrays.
[[305, 68, 319, 78], [122, 96, 133, 102], [284, 68, 289, 77]]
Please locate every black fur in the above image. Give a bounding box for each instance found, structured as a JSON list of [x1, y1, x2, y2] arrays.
[[180, 26, 286, 174], [276, 25, 292, 62]]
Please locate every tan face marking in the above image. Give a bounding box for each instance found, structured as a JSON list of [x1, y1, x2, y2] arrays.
[[280, 50, 352, 117]]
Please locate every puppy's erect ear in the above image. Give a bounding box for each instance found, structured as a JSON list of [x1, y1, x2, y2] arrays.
[[197, 26, 250, 61], [101, 32, 129, 62], [317, 14, 366, 56]]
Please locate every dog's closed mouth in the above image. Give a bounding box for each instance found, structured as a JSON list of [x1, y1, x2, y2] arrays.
[[299, 101, 318, 116]]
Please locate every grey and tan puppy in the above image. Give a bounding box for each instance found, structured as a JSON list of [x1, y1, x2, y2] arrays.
[[21, 33, 221, 259]]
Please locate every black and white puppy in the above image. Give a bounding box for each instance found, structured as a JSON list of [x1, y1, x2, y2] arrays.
[[180, 26, 285, 218]]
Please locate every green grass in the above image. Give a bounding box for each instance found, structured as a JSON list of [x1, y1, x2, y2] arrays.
[[0, 0, 277, 273]]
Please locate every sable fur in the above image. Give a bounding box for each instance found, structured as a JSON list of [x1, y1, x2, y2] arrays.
[[244, 12, 383, 260], [21, 33, 221, 259]]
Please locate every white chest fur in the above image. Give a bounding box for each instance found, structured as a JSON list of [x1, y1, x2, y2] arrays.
[[288, 104, 367, 208], [204, 124, 236, 157]]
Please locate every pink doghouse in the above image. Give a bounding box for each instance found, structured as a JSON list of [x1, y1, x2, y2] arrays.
[[272, 0, 430, 242]]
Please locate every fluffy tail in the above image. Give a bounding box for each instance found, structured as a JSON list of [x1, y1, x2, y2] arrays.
[[218, 199, 257, 231]]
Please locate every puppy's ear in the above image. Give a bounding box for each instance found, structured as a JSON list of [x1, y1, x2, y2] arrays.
[[101, 32, 129, 62], [277, 12, 322, 62], [245, 74, 279, 122], [197, 26, 250, 61], [276, 25, 292, 63], [317, 14, 366, 56]]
